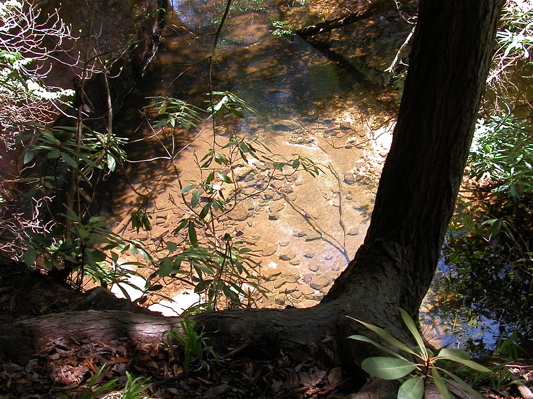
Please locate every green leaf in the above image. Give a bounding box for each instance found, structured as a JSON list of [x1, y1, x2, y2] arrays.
[[75, 225, 90, 239], [200, 150, 213, 162], [399, 308, 427, 359], [217, 172, 232, 183], [214, 152, 229, 165], [47, 148, 61, 159], [87, 233, 112, 244], [437, 348, 470, 360], [148, 284, 163, 292], [24, 248, 38, 267], [228, 107, 244, 118], [436, 351, 490, 372], [194, 279, 213, 293], [183, 249, 210, 260], [239, 141, 251, 154], [229, 282, 246, 296], [191, 189, 202, 208], [173, 257, 182, 271], [273, 162, 284, 171], [348, 335, 407, 359], [432, 368, 452, 399], [212, 199, 224, 211], [238, 148, 249, 163], [192, 262, 215, 276], [509, 184, 519, 198], [173, 218, 189, 234], [205, 171, 215, 184], [398, 376, 424, 399], [439, 368, 485, 399], [348, 317, 418, 357], [166, 241, 178, 252], [291, 158, 300, 169], [211, 95, 228, 113], [106, 153, 117, 171], [361, 357, 417, 380], [24, 150, 35, 164], [483, 218, 503, 237], [90, 249, 107, 263], [158, 257, 174, 277], [199, 203, 210, 220], [188, 221, 198, 246], [180, 184, 196, 194]]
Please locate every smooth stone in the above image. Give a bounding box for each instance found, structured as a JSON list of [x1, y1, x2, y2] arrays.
[[268, 213, 279, 220], [284, 273, 300, 283], [340, 121, 352, 130], [148, 289, 201, 316], [343, 173, 356, 185], [347, 226, 360, 236], [269, 202, 285, 212], [291, 290, 303, 299], [279, 251, 296, 261], [273, 119, 301, 131], [309, 275, 332, 290], [308, 263, 320, 272], [299, 284, 315, 296], [270, 179, 283, 190], [274, 295, 285, 306], [283, 283, 299, 293], [262, 244, 278, 256], [228, 205, 249, 221], [305, 233, 322, 241]]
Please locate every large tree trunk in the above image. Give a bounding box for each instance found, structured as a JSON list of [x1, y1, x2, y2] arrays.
[[324, 0, 504, 314], [0, 0, 503, 392]]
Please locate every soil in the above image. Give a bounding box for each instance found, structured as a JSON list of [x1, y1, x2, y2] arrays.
[[1, 261, 532, 398], [0, 260, 360, 398]]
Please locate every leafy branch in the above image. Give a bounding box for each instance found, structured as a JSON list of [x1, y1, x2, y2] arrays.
[[349, 308, 490, 399]]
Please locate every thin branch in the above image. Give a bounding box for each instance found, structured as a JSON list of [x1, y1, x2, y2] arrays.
[[385, 24, 415, 73]]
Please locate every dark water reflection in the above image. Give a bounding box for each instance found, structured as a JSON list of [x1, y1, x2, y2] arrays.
[[423, 216, 533, 357]]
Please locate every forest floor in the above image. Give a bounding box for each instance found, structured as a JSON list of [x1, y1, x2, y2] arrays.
[[0, 261, 356, 398], [1, 261, 532, 399]]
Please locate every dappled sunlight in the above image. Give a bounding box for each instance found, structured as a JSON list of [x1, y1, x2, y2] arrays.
[[104, 2, 396, 311]]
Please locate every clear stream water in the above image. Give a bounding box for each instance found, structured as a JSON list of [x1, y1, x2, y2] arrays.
[[108, 0, 528, 355]]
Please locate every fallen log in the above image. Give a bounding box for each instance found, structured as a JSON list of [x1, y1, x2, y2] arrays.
[[0, 310, 179, 364], [295, 0, 393, 38]]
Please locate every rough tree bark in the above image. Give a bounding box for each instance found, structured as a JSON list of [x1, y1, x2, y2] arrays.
[[0, 0, 503, 392]]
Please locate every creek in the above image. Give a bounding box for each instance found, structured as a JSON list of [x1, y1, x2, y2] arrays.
[[105, 0, 527, 356], [108, 0, 394, 309]]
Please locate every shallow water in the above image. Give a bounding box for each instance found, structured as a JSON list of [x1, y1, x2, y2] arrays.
[[105, 0, 527, 355], [106, 1, 394, 310]]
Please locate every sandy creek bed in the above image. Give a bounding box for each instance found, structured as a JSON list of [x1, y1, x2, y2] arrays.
[[100, 3, 396, 313]]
